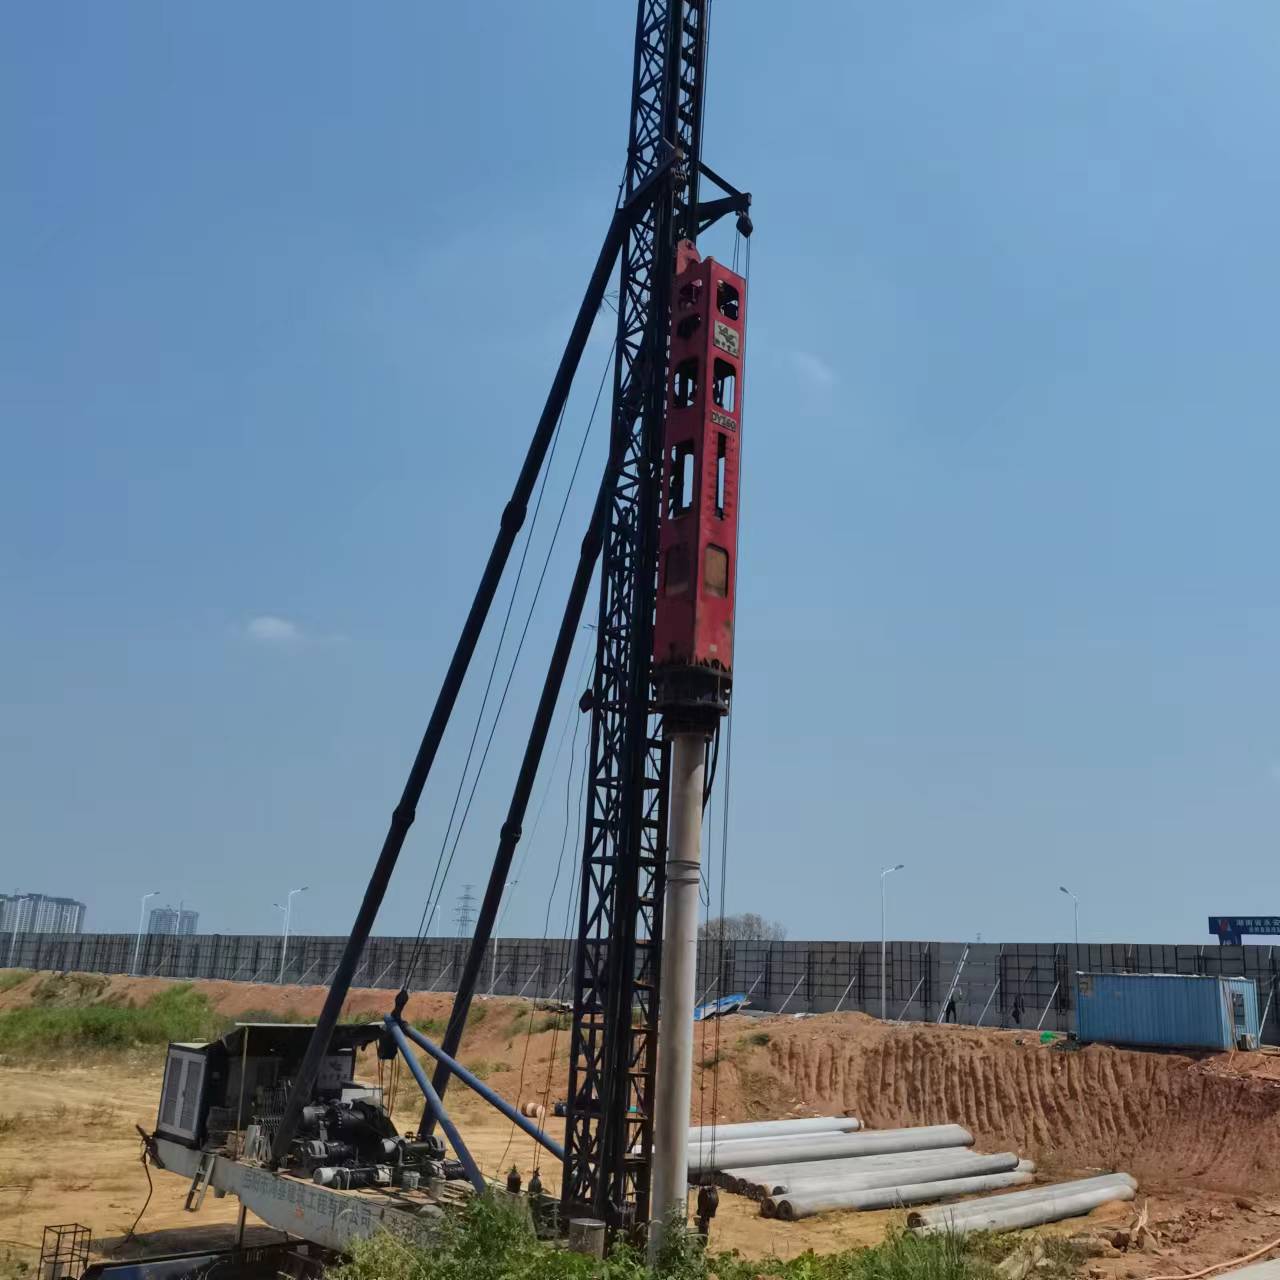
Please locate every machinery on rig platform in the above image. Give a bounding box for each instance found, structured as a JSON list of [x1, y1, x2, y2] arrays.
[[144, 0, 751, 1260]]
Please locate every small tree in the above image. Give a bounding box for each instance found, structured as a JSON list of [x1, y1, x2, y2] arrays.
[[698, 912, 786, 942]]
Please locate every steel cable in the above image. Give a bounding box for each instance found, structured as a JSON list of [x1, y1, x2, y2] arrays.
[[400, 337, 616, 990]]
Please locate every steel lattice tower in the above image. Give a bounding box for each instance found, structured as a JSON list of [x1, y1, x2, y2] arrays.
[[562, 0, 709, 1227]]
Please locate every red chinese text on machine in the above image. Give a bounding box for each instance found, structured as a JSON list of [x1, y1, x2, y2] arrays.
[[653, 242, 746, 721]]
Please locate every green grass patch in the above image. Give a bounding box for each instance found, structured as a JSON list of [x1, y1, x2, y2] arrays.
[[29, 972, 111, 1006], [462, 1059, 511, 1082], [0, 970, 32, 994], [328, 1198, 1057, 1280], [233, 1007, 309, 1024], [741, 1031, 771, 1048], [0, 982, 225, 1057], [0, 1245, 35, 1280], [504, 1008, 569, 1039]]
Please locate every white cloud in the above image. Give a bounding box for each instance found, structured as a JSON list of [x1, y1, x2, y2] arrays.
[[246, 615, 304, 645], [791, 350, 838, 390]]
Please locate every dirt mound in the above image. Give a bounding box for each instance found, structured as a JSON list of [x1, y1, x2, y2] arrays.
[[694, 1013, 1280, 1196], [7, 970, 1280, 1200], [0, 970, 569, 1106], [0, 970, 501, 1029]]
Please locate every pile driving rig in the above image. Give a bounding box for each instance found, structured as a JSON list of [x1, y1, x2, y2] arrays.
[[145, 0, 751, 1262]]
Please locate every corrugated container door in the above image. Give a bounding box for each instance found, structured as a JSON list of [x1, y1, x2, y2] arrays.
[[1075, 972, 1259, 1051], [1225, 977, 1261, 1049]]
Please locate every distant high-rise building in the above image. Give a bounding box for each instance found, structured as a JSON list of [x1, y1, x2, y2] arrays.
[[0, 893, 86, 935], [147, 906, 199, 936]]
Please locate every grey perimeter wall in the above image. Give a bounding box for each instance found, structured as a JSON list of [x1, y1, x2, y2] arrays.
[[7, 933, 1279, 1043]]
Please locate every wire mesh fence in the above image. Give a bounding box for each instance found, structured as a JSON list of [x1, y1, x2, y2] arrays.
[[6, 932, 1277, 1043]]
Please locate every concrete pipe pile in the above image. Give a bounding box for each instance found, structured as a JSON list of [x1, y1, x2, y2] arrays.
[[907, 1173, 1136, 1229], [735, 1151, 1023, 1200], [722, 1150, 990, 1199], [687, 1124, 973, 1176], [768, 1167, 1037, 1221], [909, 1174, 1137, 1236], [688, 1116, 861, 1144], [707, 1139, 982, 1190], [727, 1152, 957, 1198], [759, 1154, 1023, 1212], [724, 1153, 961, 1198], [772, 1152, 1023, 1199]]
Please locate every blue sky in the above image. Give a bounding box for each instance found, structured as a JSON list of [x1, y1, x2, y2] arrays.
[[3, 3, 1279, 945]]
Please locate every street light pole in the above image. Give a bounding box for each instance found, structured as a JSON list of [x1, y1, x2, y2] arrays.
[[881, 864, 905, 1020], [276, 886, 308, 984], [1059, 885, 1079, 948], [132, 890, 159, 976], [492, 880, 517, 991]]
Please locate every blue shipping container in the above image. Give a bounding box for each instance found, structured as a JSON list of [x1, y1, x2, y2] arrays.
[[1075, 972, 1259, 1051]]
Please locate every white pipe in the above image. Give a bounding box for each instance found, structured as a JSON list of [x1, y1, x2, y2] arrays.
[[911, 1180, 1135, 1235], [723, 1152, 972, 1195], [701, 1123, 971, 1156], [773, 1168, 1035, 1220], [649, 731, 707, 1252], [727, 1147, 1004, 1182], [726, 1150, 980, 1190], [833, 947, 862, 1013], [742, 1153, 1022, 1200], [908, 1173, 1137, 1228], [688, 1116, 862, 1143], [687, 1124, 972, 1175], [691, 1127, 872, 1161], [777, 973, 805, 1014], [768, 1152, 1021, 1198]]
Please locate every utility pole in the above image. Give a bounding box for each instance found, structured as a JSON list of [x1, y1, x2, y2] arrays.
[[881, 864, 905, 1020], [132, 890, 158, 976], [1059, 885, 1079, 947], [275, 886, 307, 985], [490, 880, 518, 992]]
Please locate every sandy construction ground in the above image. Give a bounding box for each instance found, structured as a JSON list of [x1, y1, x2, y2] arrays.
[[3, 973, 1280, 1276]]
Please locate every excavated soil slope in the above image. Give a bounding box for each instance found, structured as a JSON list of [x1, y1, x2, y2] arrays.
[[701, 1013, 1280, 1195], [5, 974, 1280, 1197]]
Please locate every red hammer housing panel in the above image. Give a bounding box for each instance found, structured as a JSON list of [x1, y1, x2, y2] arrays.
[[653, 243, 746, 723]]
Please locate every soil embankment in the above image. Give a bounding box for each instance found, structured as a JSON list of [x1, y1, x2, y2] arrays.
[[706, 1015, 1280, 1195], [5, 973, 1280, 1195], [5, 972, 1280, 1273]]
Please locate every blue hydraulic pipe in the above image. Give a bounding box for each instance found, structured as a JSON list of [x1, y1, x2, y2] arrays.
[[384, 1016, 485, 1194], [399, 1019, 567, 1162]]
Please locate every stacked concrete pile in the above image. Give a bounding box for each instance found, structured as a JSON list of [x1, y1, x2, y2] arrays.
[[908, 1172, 1137, 1235], [688, 1118, 1134, 1230]]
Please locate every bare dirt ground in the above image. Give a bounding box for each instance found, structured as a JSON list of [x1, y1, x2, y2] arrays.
[[3, 973, 1280, 1275]]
